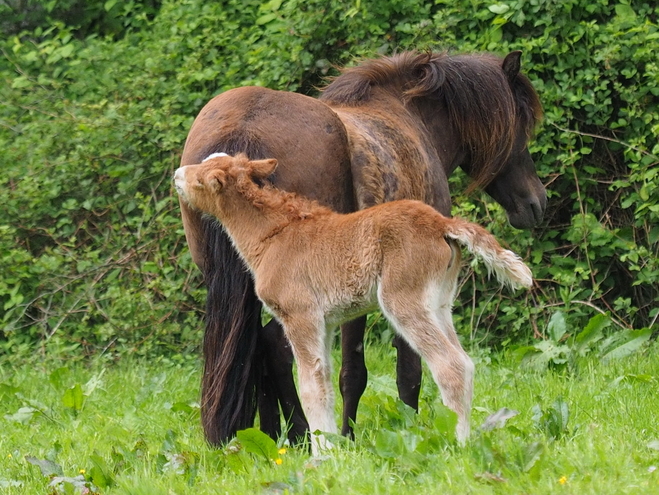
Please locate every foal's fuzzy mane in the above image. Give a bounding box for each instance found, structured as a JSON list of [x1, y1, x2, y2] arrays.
[[231, 158, 332, 223], [320, 51, 543, 189]]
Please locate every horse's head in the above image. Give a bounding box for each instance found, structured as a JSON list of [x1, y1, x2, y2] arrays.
[[483, 127, 547, 229], [480, 52, 546, 229], [174, 153, 278, 214], [400, 50, 546, 229], [446, 51, 546, 229]]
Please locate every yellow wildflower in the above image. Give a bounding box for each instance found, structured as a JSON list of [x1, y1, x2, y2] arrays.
[[278, 448, 287, 455], [79, 469, 86, 475], [275, 458, 283, 465], [559, 475, 567, 485]]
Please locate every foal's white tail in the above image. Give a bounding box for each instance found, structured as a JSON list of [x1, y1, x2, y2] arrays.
[[444, 218, 533, 290]]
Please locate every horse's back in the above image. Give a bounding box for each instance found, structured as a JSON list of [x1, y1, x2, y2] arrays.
[[182, 86, 355, 213], [326, 98, 452, 215]]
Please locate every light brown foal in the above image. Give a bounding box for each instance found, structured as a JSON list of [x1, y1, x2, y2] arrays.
[[174, 153, 532, 452]]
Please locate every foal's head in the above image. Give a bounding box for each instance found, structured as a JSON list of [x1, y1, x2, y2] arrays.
[[174, 153, 278, 214]]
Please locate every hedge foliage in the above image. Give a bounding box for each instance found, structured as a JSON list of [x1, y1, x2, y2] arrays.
[[1, 0, 657, 359]]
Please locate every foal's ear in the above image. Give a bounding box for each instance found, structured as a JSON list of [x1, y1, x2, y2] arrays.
[[502, 50, 522, 83], [207, 170, 226, 192], [249, 158, 278, 179]]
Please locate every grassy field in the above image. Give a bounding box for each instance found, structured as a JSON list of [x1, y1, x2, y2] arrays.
[[1, 340, 658, 494]]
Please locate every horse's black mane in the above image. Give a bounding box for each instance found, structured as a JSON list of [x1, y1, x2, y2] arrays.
[[320, 51, 543, 189]]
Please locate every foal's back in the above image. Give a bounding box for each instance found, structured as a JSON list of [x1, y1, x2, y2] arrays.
[[256, 199, 455, 321]]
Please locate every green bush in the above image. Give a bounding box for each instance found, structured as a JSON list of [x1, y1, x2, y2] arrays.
[[1, 0, 657, 358]]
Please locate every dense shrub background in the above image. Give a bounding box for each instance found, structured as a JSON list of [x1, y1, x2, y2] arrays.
[[1, 0, 657, 359]]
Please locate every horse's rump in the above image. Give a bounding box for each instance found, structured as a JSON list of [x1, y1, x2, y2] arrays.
[[181, 86, 355, 444]]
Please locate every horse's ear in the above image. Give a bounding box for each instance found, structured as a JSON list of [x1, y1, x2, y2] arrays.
[[502, 51, 522, 83], [249, 159, 278, 179]]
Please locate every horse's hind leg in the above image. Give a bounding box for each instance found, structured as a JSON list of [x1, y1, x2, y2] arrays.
[[259, 319, 310, 444], [256, 331, 281, 440], [340, 316, 368, 438], [392, 335, 422, 411]]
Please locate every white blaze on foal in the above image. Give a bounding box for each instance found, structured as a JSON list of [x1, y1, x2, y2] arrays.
[[174, 153, 533, 454], [203, 152, 229, 162]]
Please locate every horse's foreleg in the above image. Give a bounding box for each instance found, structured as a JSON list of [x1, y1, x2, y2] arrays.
[[260, 318, 310, 444], [392, 335, 422, 412], [339, 316, 368, 438]]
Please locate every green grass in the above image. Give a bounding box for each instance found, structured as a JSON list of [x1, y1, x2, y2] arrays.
[[1, 342, 658, 494]]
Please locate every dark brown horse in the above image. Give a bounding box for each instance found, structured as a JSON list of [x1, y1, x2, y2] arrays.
[[178, 50, 545, 446]]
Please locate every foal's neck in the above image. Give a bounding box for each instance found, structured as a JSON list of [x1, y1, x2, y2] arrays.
[[218, 176, 329, 267]]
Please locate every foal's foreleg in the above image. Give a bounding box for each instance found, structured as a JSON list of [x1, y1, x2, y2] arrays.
[[340, 316, 368, 438], [283, 315, 337, 453]]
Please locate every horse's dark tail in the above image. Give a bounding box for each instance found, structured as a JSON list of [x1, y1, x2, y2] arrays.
[[200, 215, 262, 445]]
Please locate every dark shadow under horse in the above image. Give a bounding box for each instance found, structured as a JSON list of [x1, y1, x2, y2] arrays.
[[178, 50, 545, 445]]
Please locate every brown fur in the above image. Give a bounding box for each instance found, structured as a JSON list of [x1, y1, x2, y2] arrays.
[[175, 154, 532, 451]]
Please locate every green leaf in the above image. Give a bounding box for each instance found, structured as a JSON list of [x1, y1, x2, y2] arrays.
[[0, 383, 20, 399], [49, 367, 71, 389], [601, 329, 652, 361], [433, 404, 458, 443], [547, 311, 567, 342], [5, 407, 39, 424], [488, 4, 510, 14], [573, 313, 609, 355], [521, 442, 545, 474], [59, 43, 74, 58], [533, 399, 569, 440], [373, 429, 405, 458], [26, 456, 64, 477], [11, 76, 32, 89], [256, 13, 278, 25], [89, 454, 115, 489], [236, 428, 278, 461], [62, 384, 85, 412], [169, 401, 195, 414], [614, 4, 636, 19]]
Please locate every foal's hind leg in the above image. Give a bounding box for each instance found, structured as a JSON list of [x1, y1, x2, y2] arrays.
[[340, 316, 368, 438], [378, 287, 474, 443]]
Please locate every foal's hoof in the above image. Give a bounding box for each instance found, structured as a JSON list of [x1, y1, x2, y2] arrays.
[[310, 433, 334, 456]]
